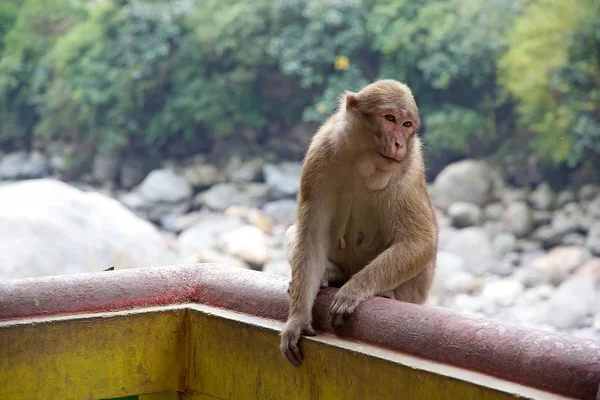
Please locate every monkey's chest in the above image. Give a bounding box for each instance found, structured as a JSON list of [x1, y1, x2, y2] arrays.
[[327, 201, 390, 276]]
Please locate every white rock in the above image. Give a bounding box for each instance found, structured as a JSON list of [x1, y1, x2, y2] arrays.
[[217, 225, 271, 266], [544, 276, 598, 329], [137, 168, 193, 203], [439, 227, 494, 273], [480, 279, 524, 307], [0, 179, 177, 279]]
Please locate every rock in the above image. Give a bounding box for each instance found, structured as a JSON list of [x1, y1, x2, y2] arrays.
[[120, 152, 151, 189], [195, 248, 249, 269], [544, 276, 598, 329], [492, 232, 517, 258], [160, 211, 205, 233], [528, 181, 555, 210], [575, 258, 600, 282], [430, 252, 469, 296], [448, 202, 482, 228], [92, 150, 120, 183], [439, 227, 494, 273], [480, 279, 524, 307], [0, 179, 177, 279], [196, 183, 269, 211], [444, 271, 478, 294], [263, 200, 297, 225], [262, 258, 291, 278], [430, 159, 504, 211], [586, 196, 600, 219], [555, 190, 575, 208], [562, 232, 587, 246], [262, 162, 302, 200], [0, 151, 51, 180], [532, 210, 552, 227], [227, 157, 265, 183], [483, 203, 504, 221], [485, 260, 513, 277], [522, 246, 591, 286], [586, 222, 600, 256], [502, 187, 529, 203], [183, 163, 218, 188], [177, 213, 245, 260], [224, 205, 274, 234], [136, 169, 192, 203], [217, 225, 271, 266], [501, 201, 534, 238], [578, 184, 600, 202]]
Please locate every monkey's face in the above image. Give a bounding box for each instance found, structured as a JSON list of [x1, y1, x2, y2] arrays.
[[372, 109, 418, 163]]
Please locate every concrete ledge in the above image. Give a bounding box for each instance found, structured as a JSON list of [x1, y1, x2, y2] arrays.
[[1, 264, 599, 399]]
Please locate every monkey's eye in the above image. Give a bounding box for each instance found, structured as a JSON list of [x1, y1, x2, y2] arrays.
[[384, 115, 396, 123], [403, 121, 413, 127]]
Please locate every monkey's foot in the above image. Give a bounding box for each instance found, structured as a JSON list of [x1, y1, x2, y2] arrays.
[[280, 317, 316, 367], [329, 288, 362, 328]]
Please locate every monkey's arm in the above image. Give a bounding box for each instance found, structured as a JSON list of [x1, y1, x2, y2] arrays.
[[329, 232, 436, 327]]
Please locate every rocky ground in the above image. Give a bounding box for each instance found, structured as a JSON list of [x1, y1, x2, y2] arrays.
[[0, 150, 599, 342]]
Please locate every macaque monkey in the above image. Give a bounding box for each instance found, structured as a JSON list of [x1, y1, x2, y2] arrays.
[[280, 79, 438, 366]]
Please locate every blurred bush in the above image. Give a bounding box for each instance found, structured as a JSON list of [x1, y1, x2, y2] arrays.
[[0, 0, 598, 170]]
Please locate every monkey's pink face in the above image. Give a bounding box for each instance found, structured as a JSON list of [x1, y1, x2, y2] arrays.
[[373, 109, 418, 162]]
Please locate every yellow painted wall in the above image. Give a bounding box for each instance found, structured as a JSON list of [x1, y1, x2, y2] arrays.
[[0, 306, 558, 400]]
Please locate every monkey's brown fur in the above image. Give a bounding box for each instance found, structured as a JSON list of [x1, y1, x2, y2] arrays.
[[280, 79, 438, 366]]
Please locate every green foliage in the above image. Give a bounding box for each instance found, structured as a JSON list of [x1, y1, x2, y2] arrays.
[[423, 106, 488, 155], [498, 0, 600, 166], [0, 0, 85, 147], [0, 0, 598, 169]]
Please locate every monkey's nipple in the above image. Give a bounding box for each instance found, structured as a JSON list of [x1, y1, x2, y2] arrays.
[[340, 237, 347, 249]]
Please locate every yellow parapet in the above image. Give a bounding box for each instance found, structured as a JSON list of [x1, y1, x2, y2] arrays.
[[0, 264, 598, 400]]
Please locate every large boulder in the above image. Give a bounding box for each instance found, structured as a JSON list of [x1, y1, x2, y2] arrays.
[[430, 159, 504, 211], [0, 179, 178, 280]]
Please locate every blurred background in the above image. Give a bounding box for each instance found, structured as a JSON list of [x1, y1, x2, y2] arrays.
[[0, 0, 598, 340]]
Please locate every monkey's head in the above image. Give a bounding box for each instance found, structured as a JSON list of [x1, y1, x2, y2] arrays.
[[344, 79, 421, 163]]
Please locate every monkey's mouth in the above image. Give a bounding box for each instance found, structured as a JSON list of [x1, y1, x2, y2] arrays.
[[378, 152, 399, 162]]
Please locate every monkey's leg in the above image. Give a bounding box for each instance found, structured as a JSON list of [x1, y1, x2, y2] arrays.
[[285, 223, 345, 293]]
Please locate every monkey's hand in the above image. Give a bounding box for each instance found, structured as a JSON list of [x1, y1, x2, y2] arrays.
[[280, 316, 316, 366], [329, 286, 363, 328]]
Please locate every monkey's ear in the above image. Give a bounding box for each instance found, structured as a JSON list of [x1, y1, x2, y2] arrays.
[[345, 92, 359, 111]]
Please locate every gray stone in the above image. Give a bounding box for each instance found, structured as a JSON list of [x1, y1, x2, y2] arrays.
[[501, 201, 534, 238], [578, 184, 600, 202], [430, 159, 504, 211], [555, 190, 575, 208], [120, 153, 151, 189], [544, 275, 598, 329], [183, 163, 218, 188], [137, 168, 193, 203], [92, 150, 120, 183], [196, 183, 269, 211], [562, 232, 587, 247], [528, 181, 555, 210], [448, 202, 482, 228], [228, 157, 265, 183], [483, 202, 504, 221], [430, 251, 469, 296], [492, 232, 517, 258], [439, 227, 494, 273], [262, 258, 291, 278], [262, 162, 302, 200], [0, 151, 51, 180], [520, 246, 591, 286], [217, 225, 271, 266], [177, 213, 245, 261], [532, 210, 552, 227], [586, 222, 600, 256], [263, 199, 298, 225]]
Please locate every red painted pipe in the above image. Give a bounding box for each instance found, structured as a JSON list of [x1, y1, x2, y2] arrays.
[[1, 264, 599, 399]]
